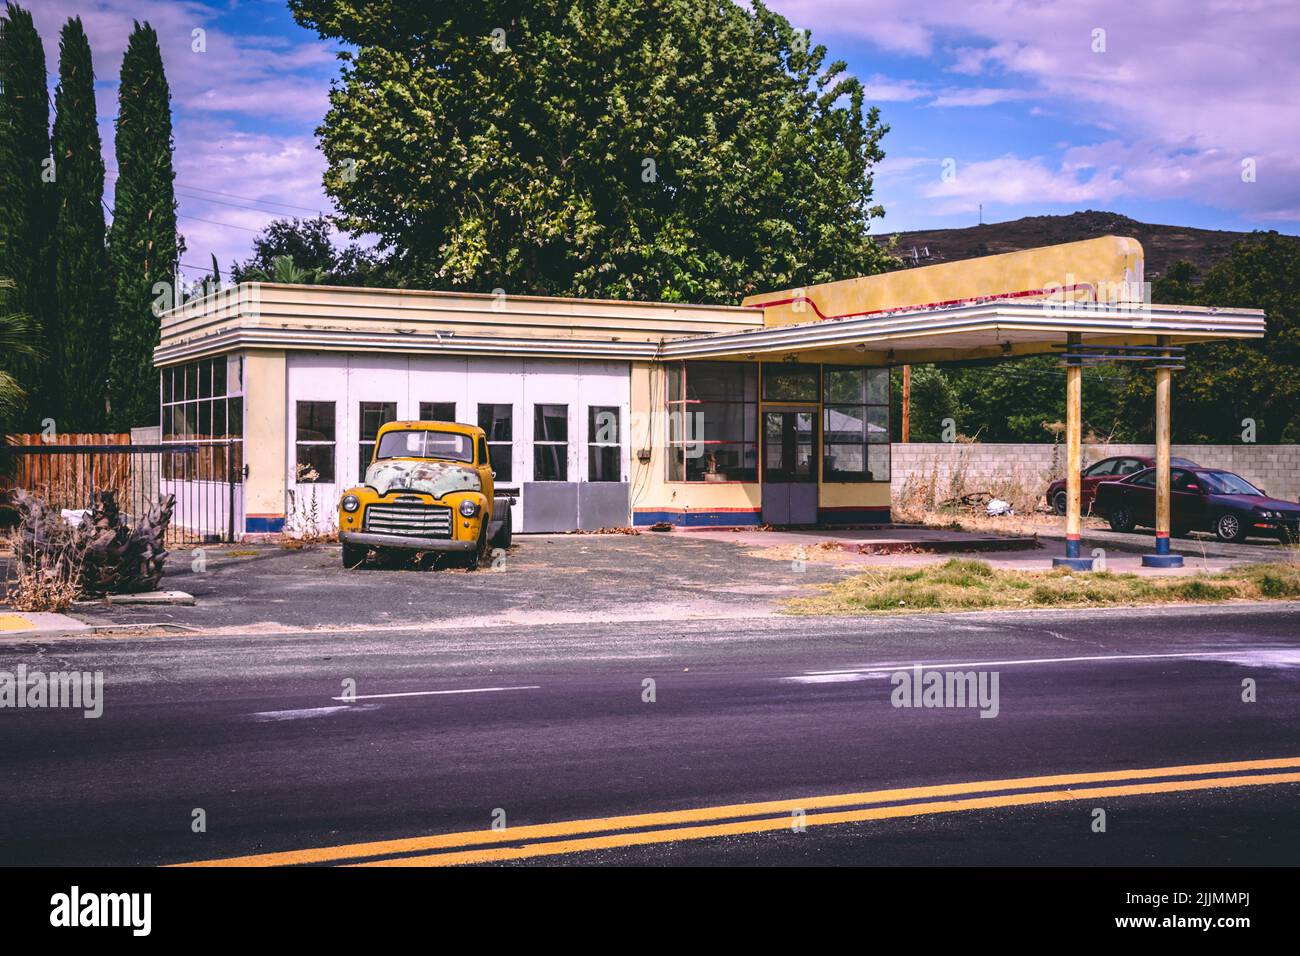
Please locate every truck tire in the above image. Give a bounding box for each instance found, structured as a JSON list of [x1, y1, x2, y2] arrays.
[[465, 525, 488, 571], [491, 506, 513, 550], [341, 543, 367, 568]]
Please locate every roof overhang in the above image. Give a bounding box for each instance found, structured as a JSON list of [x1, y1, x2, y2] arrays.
[[660, 300, 1266, 365]]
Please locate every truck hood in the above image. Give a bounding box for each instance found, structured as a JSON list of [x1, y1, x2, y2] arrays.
[[364, 459, 482, 498]]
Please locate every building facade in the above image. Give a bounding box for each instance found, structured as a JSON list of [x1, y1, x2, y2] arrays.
[[154, 237, 1264, 539]]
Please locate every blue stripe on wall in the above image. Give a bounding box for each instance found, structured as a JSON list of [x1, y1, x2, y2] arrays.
[[633, 510, 763, 527], [245, 515, 286, 533]]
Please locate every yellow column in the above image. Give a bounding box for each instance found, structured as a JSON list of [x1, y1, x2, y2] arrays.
[[242, 349, 287, 536], [1054, 333, 1091, 568], [1143, 336, 1182, 567]]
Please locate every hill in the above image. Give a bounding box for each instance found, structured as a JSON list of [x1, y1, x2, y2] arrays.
[[885, 210, 1294, 280]]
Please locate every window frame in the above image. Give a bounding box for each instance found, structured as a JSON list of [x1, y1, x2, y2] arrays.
[[533, 403, 569, 482], [587, 405, 622, 483], [665, 361, 760, 484], [294, 399, 337, 484], [821, 366, 890, 483], [478, 403, 514, 483], [358, 401, 398, 479]]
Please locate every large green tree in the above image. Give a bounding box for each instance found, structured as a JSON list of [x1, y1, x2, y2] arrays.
[[289, 0, 893, 301], [107, 21, 179, 430], [1121, 233, 1300, 443], [0, 3, 51, 432], [232, 216, 391, 287], [51, 16, 109, 430]]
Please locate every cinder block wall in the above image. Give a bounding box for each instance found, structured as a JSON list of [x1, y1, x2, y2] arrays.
[[890, 443, 1300, 503]]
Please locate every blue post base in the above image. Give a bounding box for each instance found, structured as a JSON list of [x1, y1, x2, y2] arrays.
[[1053, 556, 1096, 570], [1142, 534, 1183, 567]]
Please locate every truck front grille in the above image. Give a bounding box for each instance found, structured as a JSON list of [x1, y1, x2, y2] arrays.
[[364, 502, 453, 538]]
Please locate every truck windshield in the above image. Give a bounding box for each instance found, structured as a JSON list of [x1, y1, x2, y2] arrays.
[[375, 430, 473, 463]]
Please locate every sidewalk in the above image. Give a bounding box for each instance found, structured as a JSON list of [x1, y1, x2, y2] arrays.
[[0, 611, 93, 638]]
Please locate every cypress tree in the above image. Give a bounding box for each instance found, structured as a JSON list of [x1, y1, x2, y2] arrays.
[[51, 15, 109, 431], [108, 20, 178, 431], [0, 3, 51, 431]]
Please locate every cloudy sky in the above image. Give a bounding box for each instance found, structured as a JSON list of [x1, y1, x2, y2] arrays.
[[27, 0, 1300, 282]]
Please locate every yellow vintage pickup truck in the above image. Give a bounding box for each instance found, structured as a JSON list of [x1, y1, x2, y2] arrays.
[[337, 420, 513, 568]]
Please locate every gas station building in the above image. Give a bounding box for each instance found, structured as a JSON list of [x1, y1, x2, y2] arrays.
[[154, 236, 1265, 566]]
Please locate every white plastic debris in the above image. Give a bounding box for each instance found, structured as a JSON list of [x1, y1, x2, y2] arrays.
[[60, 508, 90, 527], [985, 498, 1015, 517]]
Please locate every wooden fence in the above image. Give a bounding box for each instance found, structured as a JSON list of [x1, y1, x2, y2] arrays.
[[2, 433, 133, 511]]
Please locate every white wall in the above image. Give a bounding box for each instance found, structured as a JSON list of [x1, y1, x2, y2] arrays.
[[284, 352, 631, 532]]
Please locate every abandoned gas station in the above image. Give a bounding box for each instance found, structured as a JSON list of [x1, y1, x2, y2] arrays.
[[154, 236, 1266, 569]]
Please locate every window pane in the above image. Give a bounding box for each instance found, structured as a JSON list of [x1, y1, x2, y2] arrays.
[[866, 405, 889, 442], [534, 404, 568, 442], [763, 365, 819, 401], [667, 445, 685, 482], [685, 361, 758, 402], [227, 398, 243, 441], [488, 443, 512, 482], [184, 363, 197, 401], [213, 357, 227, 397], [198, 400, 212, 440], [824, 367, 866, 404], [701, 403, 757, 443], [198, 359, 213, 399], [667, 363, 683, 402], [533, 443, 567, 481], [866, 368, 889, 405], [867, 444, 891, 482], [161, 369, 173, 404], [588, 406, 620, 444], [589, 445, 621, 482], [359, 401, 397, 442], [297, 401, 335, 442], [478, 403, 512, 441], [419, 401, 457, 422], [686, 442, 757, 482], [297, 444, 334, 483], [824, 443, 866, 479], [824, 405, 865, 443]]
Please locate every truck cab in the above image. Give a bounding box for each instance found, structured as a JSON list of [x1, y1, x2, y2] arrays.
[[337, 420, 513, 568]]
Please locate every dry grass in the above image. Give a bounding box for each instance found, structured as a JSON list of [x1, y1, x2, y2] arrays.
[[2, 529, 84, 612], [785, 558, 1300, 615]]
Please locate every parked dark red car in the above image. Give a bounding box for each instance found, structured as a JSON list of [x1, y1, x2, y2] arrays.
[[1093, 466, 1300, 543], [1045, 455, 1199, 515]]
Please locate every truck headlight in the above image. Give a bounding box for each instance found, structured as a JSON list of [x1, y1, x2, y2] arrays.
[[342, 494, 360, 513], [459, 499, 480, 518]]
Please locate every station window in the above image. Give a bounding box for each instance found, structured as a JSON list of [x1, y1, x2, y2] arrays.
[[358, 401, 398, 478], [478, 403, 513, 483], [419, 401, 457, 423], [665, 361, 759, 482], [533, 404, 569, 482], [823, 367, 890, 482], [160, 356, 243, 481], [588, 406, 621, 482], [295, 400, 336, 483]]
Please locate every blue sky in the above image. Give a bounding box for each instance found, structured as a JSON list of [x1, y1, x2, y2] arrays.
[[30, 0, 1300, 281]]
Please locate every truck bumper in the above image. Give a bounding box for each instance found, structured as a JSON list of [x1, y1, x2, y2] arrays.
[[340, 531, 478, 553]]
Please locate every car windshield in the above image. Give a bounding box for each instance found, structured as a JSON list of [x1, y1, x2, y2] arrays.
[[374, 430, 473, 463], [1197, 471, 1261, 496]]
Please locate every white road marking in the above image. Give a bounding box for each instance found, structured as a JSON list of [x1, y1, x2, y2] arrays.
[[251, 705, 376, 721], [787, 648, 1300, 682], [331, 685, 541, 702]]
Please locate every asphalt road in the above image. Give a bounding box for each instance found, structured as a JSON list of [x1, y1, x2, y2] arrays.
[[1, 602, 1298, 866]]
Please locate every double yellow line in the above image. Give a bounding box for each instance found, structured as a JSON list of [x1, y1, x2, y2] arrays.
[[177, 756, 1300, 867]]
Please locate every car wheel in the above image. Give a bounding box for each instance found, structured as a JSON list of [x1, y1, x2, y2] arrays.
[[1108, 506, 1135, 533], [1052, 491, 1067, 516], [490, 507, 513, 549], [1215, 512, 1247, 543], [341, 543, 367, 568]]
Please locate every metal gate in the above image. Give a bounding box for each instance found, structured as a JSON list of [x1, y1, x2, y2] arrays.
[[1, 441, 243, 544]]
